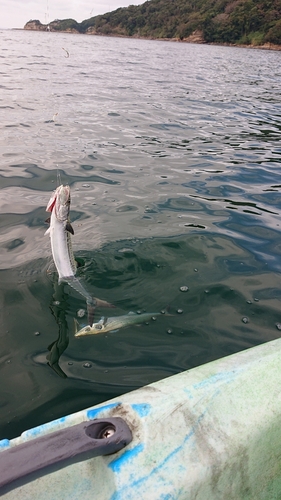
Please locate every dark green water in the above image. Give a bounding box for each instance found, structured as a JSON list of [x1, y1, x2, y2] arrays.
[[0, 29, 281, 439]]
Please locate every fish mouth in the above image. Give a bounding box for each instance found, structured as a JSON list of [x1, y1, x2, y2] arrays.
[[74, 331, 84, 338], [74, 319, 92, 337]]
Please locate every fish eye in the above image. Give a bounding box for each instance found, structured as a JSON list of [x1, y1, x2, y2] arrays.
[[95, 324, 103, 330], [85, 326, 91, 332]]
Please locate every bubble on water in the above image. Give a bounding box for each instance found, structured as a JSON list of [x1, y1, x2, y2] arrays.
[[246, 300, 252, 304], [34, 331, 40, 336], [204, 289, 209, 294], [242, 317, 249, 324], [180, 285, 189, 292], [254, 298, 259, 302], [152, 316, 157, 321], [83, 362, 92, 368], [82, 184, 90, 188], [194, 268, 198, 272], [53, 301, 60, 306], [275, 323, 281, 331], [68, 361, 73, 366], [167, 329, 173, 334], [177, 309, 183, 314], [77, 309, 86, 318]]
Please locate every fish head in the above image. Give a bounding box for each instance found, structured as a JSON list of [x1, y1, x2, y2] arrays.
[[55, 185, 71, 222], [46, 184, 70, 217], [74, 318, 106, 337]]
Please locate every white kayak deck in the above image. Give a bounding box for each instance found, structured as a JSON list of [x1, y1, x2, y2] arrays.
[[1, 337, 281, 499]]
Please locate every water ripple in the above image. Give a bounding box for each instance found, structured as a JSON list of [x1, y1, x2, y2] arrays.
[[1, 29, 281, 438]]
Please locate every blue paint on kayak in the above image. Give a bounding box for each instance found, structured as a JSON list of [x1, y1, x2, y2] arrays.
[[0, 439, 10, 449], [193, 368, 241, 391], [183, 369, 242, 400], [131, 403, 151, 417], [22, 416, 68, 439], [108, 443, 144, 474], [86, 402, 120, 419]]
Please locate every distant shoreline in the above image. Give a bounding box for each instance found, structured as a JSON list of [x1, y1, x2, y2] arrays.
[[12, 28, 281, 52]]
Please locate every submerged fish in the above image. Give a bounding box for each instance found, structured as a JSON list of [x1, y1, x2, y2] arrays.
[[45, 184, 113, 318], [74, 311, 167, 337]]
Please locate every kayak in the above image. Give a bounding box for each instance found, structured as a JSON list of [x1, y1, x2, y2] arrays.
[[1, 337, 281, 499]]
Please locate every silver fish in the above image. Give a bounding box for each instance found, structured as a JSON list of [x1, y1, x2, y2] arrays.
[[74, 311, 167, 337], [45, 184, 113, 314]]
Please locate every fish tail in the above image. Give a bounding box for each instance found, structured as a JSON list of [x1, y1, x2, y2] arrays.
[[92, 297, 116, 309], [85, 296, 115, 322]]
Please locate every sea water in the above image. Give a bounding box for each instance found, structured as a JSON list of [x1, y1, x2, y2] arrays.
[[0, 29, 280, 439]]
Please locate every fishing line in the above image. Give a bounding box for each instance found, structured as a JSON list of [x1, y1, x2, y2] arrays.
[[56, 168, 62, 187]]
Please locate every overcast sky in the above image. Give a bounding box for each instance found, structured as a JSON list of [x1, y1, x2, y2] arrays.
[[1, 0, 143, 29]]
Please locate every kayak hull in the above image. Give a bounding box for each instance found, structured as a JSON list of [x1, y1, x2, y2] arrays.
[[1, 338, 281, 499]]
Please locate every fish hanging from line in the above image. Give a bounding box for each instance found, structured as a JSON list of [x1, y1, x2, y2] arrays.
[[45, 184, 114, 323]]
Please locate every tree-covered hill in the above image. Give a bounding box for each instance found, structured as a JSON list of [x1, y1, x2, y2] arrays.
[[24, 0, 281, 47]]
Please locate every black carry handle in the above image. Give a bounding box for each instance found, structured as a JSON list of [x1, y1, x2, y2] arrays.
[[0, 417, 132, 488]]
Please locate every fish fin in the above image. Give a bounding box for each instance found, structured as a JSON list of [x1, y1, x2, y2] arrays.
[[93, 297, 116, 309], [65, 222, 74, 235], [44, 227, 51, 236], [75, 257, 85, 268], [45, 217, 51, 224]]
